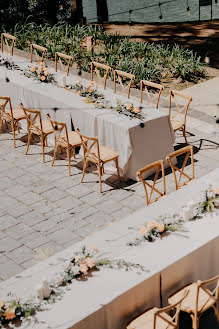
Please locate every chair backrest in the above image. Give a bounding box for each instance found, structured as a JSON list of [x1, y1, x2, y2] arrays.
[[46, 114, 69, 144], [76, 129, 100, 164], [154, 290, 189, 329], [137, 160, 166, 206], [1, 33, 16, 56], [114, 70, 135, 99], [140, 80, 164, 109], [30, 44, 47, 64], [55, 52, 73, 76], [19, 103, 43, 135], [91, 61, 111, 90], [166, 145, 194, 190], [195, 275, 219, 315], [169, 90, 192, 127]]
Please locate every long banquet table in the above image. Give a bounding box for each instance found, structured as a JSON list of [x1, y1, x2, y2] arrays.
[[0, 169, 218, 329], [0, 54, 175, 180]]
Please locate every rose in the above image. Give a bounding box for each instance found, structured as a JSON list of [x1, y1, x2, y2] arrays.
[[79, 263, 88, 274], [157, 223, 165, 233], [140, 226, 148, 236], [4, 309, 16, 320], [147, 220, 157, 230], [30, 66, 36, 72], [44, 70, 49, 76], [75, 255, 83, 263], [133, 106, 140, 114], [212, 187, 219, 195], [89, 88, 94, 93], [126, 104, 132, 111], [86, 257, 95, 268], [41, 75, 46, 81]]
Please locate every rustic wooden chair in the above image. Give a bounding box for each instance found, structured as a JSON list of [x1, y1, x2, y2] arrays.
[[127, 290, 188, 329], [0, 96, 29, 148], [46, 115, 88, 176], [30, 44, 47, 64], [1, 33, 17, 56], [140, 80, 164, 109], [114, 70, 135, 99], [169, 90, 192, 145], [90, 61, 111, 89], [168, 275, 219, 329], [76, 129, 120, 193], [55, 52, 73, 76], [137, 160, 166, 206], [166, 145, 194, 190], [20, 104, 53, 163]]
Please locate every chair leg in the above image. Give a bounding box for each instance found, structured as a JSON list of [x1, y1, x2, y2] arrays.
[[45, 136, 48, 147], [182, 127, 188, 145], [11, 120, 16, 148], [67, 146, 71, 176], [17, 121, 20, 133], [115, 157, 121, 181], [26, 131, 32, 155], [213, 305, 219, 323], [73, 148, 76, 159], [191, 314, 198, 329], [98, 165, 102, 193], [81, 159, 87, 183], [52, 143, 58, 166], [41, 136, 45, 163]]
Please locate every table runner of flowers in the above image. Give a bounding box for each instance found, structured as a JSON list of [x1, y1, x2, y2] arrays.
[[0, 246, 148, 328], [127, 186, 219, 246]]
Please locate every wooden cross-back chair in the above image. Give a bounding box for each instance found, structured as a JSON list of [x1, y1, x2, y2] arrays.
[[55, 52, 73, 76], [20, 104, 53, 163], [114, 70, 135, 99], [76, 129, 120, 193], [166, 145, 194, 190], [30, 44, 47, 64], [90, 61, 111, 89], [168, 275, 219, 329], [46, 115, 88, 176], [1, 33, 17, 56], [169, 90, 192, 144], [140, 80, 164, 109], [137, 160, 166, 206], [127, 290, 188, 329], [0, 96, 28, 148]]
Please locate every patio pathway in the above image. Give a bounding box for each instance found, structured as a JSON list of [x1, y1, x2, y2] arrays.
[[0, 76, 218, 282]]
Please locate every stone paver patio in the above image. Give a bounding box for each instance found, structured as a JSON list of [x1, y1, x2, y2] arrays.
[[0, 77, 219, 282]]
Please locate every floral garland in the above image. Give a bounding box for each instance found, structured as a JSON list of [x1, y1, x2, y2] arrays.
[[127, 187, 219, 246], [24, 62, 56, 84], [0, 55, 22, 71], [114, 100, 144, 120], [0, 246, 147, 328]]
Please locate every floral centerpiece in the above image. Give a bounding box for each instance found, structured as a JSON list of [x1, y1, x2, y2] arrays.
[[198, 186, 219, 213], [0, 55, 21, 71], [25, 62, 56, 84], [114, 100, 144, 120], [68, 81, 106, 107]]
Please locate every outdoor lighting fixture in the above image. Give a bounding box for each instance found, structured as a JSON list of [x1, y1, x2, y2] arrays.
[[204, 55, 210, 64], [187, 0, 191, 15], [158, 2, 162, 19]]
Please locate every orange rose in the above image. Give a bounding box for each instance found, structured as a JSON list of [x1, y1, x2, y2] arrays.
[[89, 88, 94, 93], [39, 61, 45, 66], [41, 75, 46, 81], [80, 263, 88, 274], [44, 70, 49, 76], [86, 257, 95, 268], [0, 300, 4, 308], [75, 255, 83, 263], [37, 67, 42, 74], [212, 187, 219, 195], [140, 226, 147, 236], [4, 309, 16, 320], [30, 66, 36, 72], [157, 223, 165, 233], [133, 106, 140, 114], [126, 104, 132, 111], [147, 220, 157, 230]]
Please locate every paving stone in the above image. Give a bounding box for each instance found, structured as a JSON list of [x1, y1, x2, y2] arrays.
[[19, 211, 47, 226], [0, 194, 19, 209], [86, 211, 112, 228], [20, 232, 50, 249], [66, 185, 92, 198], [0, 215, 19, 230], [55, 195, 83, 210], [0, 160, 14, 171], [47, 228, 79, 245], [1, 166, 26, 179], [95, 199, 123, 215], [0, 176, 15, 189], [108, 188, 134, 200], [4, 185, 30, 197], [75, 223, 97, 238], [0, 260, 23, 280], [6, 202, 33, 217], [112, 207, 134, 220], [31, 200, 58, 214], [76, 206, 99, 219], [33, 219, 62, 235], [0, 231, 6, 240], [16, 191, 44, 206], [0, 253, 9, 264], [0, 237, 22, 252], [62, 236, 83, 248], [5, 223, 34, 239], [41, 188, 69, 202], [52, 176, 79, 190], [15, 174, 39, 186], [0, 209, 6, 218], [6, 245, 36, 264], [80, 191, 108, 206], [121, 195, 146, 210], [29, 181, 54, 194], [61, 217, 89, 231], [34, 241, 64, 258]]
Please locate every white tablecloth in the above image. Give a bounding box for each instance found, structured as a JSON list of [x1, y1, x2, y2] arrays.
[[0, 54, 175, 180], [0, 169, 218, 329]]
